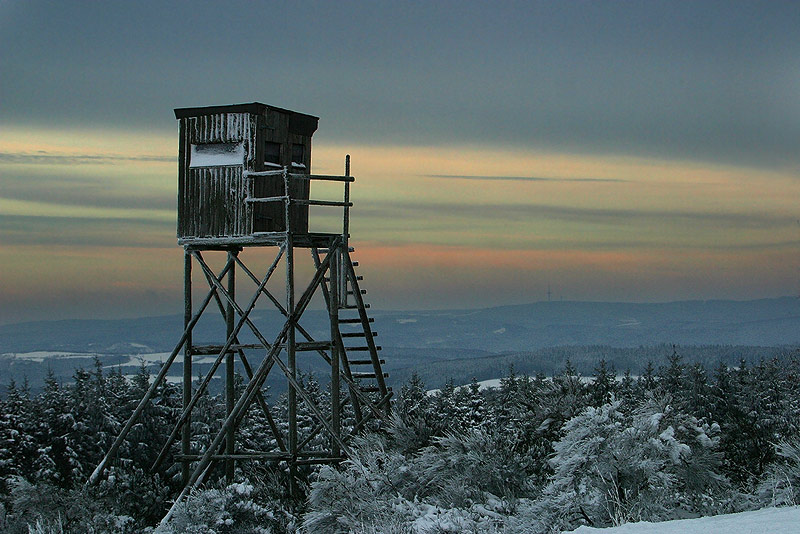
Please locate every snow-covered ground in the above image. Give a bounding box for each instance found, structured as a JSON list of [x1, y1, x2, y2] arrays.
[[566, 506, 800, 534], [2, 351, 103, 362], [428, 375, 639, 395], [427, 377, 504, 395], [109, 352, 174, 367]]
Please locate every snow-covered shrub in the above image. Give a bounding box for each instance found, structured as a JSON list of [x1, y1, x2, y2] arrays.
[[523, 396, 729, 532], [157, 481, 294, 534], [759, 439, 800, 506], [303, 430, 516, 533], [304, 434, 412, 532], [5, 477, 135, 534], [95, 466, 172, 527], [413, 429, 528, 508]]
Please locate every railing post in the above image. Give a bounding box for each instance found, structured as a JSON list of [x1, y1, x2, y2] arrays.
[[284, 165, 298, 498], [341, 155, 351, 307]]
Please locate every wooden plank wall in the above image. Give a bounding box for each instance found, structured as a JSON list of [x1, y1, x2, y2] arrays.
[[178, 113, 253, 238], [177, 108, 314, 239], [253, 109, 311, 234]]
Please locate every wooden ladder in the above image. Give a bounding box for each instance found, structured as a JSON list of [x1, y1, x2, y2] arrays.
[[313, 244, 391, 423]]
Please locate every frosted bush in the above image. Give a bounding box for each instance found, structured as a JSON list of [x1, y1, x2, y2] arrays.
[[758, 439, 800, 506], [157, 481, 293, 534], [522, 396, 729, 532], [303, 431, 516, 533]]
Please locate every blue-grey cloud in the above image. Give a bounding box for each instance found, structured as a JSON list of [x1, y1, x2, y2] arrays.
[[0, 151, 174, 165], [0, 214, 174, 248], [1, 171, 175, 211], [358, 200, 795, 231], [1, 1, 798, 168], [424, 174, 628, 183]]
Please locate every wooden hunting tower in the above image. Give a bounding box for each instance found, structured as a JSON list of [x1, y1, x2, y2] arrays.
[[92, 103, 392, 519], [175, 103, 317, 239]]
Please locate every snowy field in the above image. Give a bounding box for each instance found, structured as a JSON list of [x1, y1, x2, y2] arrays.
[[567, 506, 800, 534], [2, 350, 106, 363]]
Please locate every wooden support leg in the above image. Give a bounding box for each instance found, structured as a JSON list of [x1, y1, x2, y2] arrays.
[[225, 250, 236, 483], [182, 249, 192, 486], [163, 241, 340, 523], [152, 248, 283, 473], [286, 233, 298, 498], [328, 240, 341, 458]]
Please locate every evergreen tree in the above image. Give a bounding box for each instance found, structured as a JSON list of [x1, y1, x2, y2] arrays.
[[638, 360, 658, 393], [0, 380, 37, 492], [590, 358, 616, 406], [33, 369, 80, 488]]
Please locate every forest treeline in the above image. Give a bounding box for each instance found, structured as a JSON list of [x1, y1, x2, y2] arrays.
[[1, 350, 800, 533], [388, 344, 799, 389]]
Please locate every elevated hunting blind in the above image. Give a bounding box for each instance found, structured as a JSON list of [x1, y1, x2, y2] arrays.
[[92, 103, 392, 520], [175, 102, 318, 239]]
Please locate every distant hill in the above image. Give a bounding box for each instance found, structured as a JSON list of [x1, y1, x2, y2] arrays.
[[370, 297, 800, 351], [1, 297, 798, 391]]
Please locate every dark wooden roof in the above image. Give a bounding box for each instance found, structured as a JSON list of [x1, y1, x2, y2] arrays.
[[174, 102, 319, 136]]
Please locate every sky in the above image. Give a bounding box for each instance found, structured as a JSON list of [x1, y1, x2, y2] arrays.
[[1, 0, 799, 324]]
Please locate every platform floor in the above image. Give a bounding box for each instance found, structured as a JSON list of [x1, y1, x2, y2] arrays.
[[179, 232, 343, 250]]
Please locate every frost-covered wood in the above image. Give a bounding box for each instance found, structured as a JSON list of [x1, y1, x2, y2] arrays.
[[174, 103, 318, 242]]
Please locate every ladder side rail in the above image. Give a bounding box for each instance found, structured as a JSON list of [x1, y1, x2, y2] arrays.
[[312, 247, 364, 423], [342, 252, 390, 407]]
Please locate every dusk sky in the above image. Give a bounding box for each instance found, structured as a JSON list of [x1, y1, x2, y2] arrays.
[[1, 1, 799, 324]]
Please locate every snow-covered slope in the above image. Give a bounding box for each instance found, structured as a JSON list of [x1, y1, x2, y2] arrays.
[[567, 506, 800, 534]]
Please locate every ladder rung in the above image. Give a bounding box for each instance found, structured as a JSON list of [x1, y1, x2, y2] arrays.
[[324, 276, 362, 282], [341, 303, 370, 309], [339, 318, 373, 324], [352, 261, 359, 267], [348, 359, 385, 365], [341, 331, 377, 338], [347, 289, 367, 295], [345, 346, 382, 352], [352, 372, 389, 379]]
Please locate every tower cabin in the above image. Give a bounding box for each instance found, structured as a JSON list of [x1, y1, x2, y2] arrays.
[[174, 103, 319, 245]]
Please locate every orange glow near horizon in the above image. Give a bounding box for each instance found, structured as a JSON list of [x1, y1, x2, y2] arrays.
[[1, 126, 798, 323]]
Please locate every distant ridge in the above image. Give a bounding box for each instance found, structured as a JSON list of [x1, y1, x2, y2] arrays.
[[1, 297, 798, 354]]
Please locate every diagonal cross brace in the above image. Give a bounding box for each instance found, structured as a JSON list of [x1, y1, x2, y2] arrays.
[[163, 241, 343, 522], [152, 246, 285, 471], [89, 259, 235, 485], [241, 247, 388, 424], [200, 254, 287, 452], [193, 244, 353, 455]]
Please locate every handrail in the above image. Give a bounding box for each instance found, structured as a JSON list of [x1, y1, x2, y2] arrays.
[[244, 163, 354, 234], [243, 169, 285, 177], [243, 170, 354, 182], [245, 196, 288, 203], [288, 173, 354, 183], [294, 199, 352, 207]]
